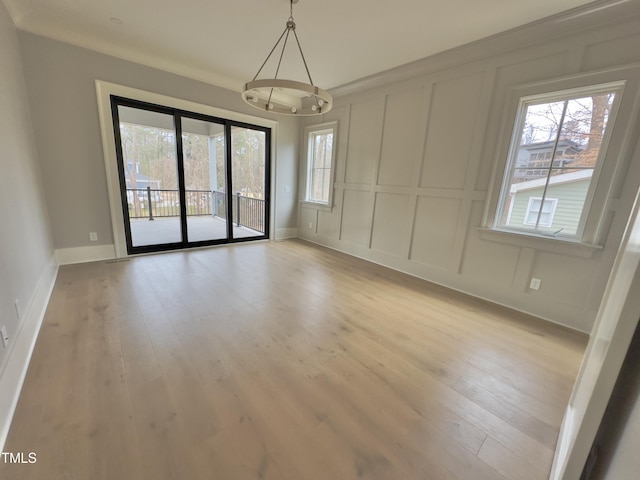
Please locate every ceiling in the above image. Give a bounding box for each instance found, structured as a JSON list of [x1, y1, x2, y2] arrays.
[[2, 0, 629, 93]]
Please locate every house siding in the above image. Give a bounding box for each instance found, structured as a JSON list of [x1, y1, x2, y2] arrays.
[[508, 178, 591, 235]]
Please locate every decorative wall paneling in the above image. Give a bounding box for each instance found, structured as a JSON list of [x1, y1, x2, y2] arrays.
[[298, 16, 640, 333]]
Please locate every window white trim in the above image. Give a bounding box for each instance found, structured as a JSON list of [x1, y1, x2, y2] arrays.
[[302, 121, 337, 209], [496, 82, 623, 239], [484, 64, 640, 249], [478, 227, 602, 258]]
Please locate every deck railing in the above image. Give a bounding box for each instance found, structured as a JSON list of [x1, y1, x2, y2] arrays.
[[127, 188, 265, 233]]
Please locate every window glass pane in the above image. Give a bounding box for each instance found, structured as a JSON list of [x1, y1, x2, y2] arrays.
[[519, 100, 564, 149], [182, 118, 228, 243], [524, 199, 542, 225], [306, 129, 334, 204], [117, 106, 182, 247], [498, 85, 618, 238], [555, 93, 614, 170], [311, 169, 326, 203], [231, 127, 267, 238]]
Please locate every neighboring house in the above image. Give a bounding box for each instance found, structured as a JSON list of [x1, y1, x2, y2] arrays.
[[516, 139, 583, 165], [124, 161, 161, 191], [515, 139, 583, 181], [124, 162, 162, 203], [506, 169, 593, 236]]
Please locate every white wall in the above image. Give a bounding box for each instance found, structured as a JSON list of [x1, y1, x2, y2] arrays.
[[0, 0, 56, 448], [16, 32, 300, 256], [299, 8, 640, 332]]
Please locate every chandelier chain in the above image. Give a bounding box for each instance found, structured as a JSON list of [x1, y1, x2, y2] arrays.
[[292, 28, 314, 86], [267, 26, 293, 107], [251, 25, 289, 81]]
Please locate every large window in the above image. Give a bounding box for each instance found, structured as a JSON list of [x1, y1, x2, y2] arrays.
[[304, 122, 337, 206], [111, 96, 271, 255], [495, 82, 623, 239]]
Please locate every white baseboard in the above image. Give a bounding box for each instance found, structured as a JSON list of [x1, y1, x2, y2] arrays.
[[55, 244, 116, 265], [0, 255, 58, 452], [275, 228, 298, 241]]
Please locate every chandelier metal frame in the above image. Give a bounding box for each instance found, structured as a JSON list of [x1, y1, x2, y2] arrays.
[[241, 0, 333, 116]]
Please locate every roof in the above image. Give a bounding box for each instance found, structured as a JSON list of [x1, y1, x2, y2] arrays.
[[510, 169, 593, 194], [519, 139, 583, 152]]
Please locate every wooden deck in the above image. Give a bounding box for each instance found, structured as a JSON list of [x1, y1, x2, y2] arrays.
[[129, 215, 262, 246], [1, 240, 586, 480]]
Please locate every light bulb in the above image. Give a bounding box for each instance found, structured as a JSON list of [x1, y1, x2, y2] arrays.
[[291, 107, 297, 113], [318, 99, 325, 107], [268, 103, 274, 110], [311, 105, 317, 112], [252, 96, 258, 103]]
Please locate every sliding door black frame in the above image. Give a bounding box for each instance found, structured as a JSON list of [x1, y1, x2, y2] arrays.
[[110, 95, 271, 255]]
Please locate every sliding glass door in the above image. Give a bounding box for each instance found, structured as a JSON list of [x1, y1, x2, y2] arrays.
[[230, 126, 268, 239], [182, 117, 228, 243], [111, 97, 270, 254]]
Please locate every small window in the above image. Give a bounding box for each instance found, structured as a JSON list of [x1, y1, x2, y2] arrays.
[[304, 122, 337, 206], [524, 197, 558, 227], [495, 82, 623, 238]]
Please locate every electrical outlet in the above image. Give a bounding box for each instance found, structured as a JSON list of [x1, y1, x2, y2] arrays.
[[284, 185, 291, 193], [1, 326, 8, 348], [530, 278, 542, 290], [308, 222, 313, 229], [89, 232, 98, 242], [14, 298, 20, 319]]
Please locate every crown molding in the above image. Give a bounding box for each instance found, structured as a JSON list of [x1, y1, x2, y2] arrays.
[[330, 0, 640, 99], [14, 14, 245, 94], [7, 0, 640, 98]]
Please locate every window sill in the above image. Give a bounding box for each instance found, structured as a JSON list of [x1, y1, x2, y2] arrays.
[[478, 228, 602, 258], [300, 201, 333, 212]]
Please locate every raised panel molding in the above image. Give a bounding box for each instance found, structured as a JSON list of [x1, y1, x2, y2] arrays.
[[371, 192, 411, 257], [410, 196, 462, 270], [299, 206, 318, 238], [377, 87, 426, 187], [420, 71, 486, 189], [317, 208, 341, 239], [340, 189, 374, 246], [300, 16, 640, 332], [459, 201, 520, 287], [344, 98, 384, 185]]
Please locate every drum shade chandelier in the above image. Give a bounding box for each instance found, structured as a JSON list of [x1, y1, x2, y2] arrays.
[[241, 0, 332, 116]]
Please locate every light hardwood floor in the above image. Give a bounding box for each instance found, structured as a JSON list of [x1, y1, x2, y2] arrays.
[[1, 239, 586, 480]]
